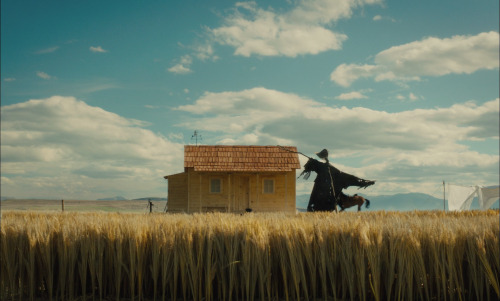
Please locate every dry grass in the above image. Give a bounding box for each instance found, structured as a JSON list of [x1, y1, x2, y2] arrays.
[[1, 210, 498, 300], [0, 199, 167, 213]]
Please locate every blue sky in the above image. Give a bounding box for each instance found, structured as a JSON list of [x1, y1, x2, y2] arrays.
[[1, 0, 498, 200]]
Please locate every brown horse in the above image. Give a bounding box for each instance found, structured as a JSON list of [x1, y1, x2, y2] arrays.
[[338, 193, 370, 212]]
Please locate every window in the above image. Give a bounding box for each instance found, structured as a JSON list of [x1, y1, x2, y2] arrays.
[[263, 179, 274, 194], [210, 178, 222, 193]]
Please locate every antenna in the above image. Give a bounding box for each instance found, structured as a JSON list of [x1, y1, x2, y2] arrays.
[[191, 130, 202, 146]]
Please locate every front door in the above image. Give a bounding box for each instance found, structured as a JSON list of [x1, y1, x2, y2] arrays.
[[236, 176, 250, 211]]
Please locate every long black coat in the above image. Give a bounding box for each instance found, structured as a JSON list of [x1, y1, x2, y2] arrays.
[[300, 158, 375, 212], [306, 160, 337, 211]]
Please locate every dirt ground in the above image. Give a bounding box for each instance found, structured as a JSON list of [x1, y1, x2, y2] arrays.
[[0, 199, 168, 213]]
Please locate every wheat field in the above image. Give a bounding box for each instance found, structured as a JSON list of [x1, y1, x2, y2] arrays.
[[1, 210, 498, 301]]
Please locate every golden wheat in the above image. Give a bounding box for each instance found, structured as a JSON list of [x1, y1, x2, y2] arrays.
[[1, 210, 498, 300]]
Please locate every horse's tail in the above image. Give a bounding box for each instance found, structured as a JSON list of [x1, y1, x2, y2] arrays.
[[365, 199, 370, 209]]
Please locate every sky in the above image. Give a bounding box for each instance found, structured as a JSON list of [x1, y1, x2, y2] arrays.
[[1, 0, 499, 200]]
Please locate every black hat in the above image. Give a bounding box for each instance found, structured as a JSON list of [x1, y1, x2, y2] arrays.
[[316, 149, 328, 159]]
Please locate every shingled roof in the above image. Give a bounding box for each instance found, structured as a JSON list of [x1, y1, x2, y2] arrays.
[[184, 145, 301, 172]]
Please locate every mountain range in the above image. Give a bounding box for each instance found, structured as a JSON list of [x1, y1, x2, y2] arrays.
[[296, 192, 499, 211], [96, 196, 168, 201], [2, 194, 497, 211]]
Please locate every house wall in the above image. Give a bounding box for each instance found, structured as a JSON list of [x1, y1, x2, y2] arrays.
[[251, 171, 296, 213], [166, 173, 188, 212], [184, 169, 296, 213]]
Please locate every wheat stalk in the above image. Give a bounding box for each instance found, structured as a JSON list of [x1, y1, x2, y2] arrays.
[[1, 210, 499, 300]]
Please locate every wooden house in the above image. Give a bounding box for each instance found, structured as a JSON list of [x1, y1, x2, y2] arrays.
[[164, 145, 301, 213]]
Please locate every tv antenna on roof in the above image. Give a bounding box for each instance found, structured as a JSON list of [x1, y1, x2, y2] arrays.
[[191, 130, 202, 146]]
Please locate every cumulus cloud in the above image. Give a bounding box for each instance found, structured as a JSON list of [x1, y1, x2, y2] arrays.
[[36, 71, 53, 80], [331, 31, 500, 86], [90, 46, 108, 53], [1, 96, 183, 199], [396, 92, 419, 101], [176, 88, 499, 145], [209, 0, 381, 57], [175, 87, 499, 195], [168, 55, 193, 74], [330, 64, 380, 87], [170, 0, 381, 72], [194, 43, 219, 61], [335, 91, 369, 100]]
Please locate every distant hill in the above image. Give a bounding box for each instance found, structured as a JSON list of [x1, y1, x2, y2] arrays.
[[296, 192, 499, 211], [361, 193, 445, 211], [133, 197, 168, 201], [97, 196, 128, 201], [96, 196, 168, 201]]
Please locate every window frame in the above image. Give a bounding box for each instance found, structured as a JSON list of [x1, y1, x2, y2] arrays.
[[262, 178, 275, 194], [209, 177, 222, 194]]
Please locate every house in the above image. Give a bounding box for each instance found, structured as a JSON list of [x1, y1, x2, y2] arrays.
[[164, 145, 301, 213]]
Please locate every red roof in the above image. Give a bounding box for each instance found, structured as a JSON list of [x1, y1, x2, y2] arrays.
[[184, 145, 301, 172]]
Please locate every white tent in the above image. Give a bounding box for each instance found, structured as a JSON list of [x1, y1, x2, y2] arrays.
[[447, 184, 499, 211], [478, 186, 500, 210]]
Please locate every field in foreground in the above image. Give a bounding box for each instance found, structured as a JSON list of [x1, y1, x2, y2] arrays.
[[1, 211, 499, 301]]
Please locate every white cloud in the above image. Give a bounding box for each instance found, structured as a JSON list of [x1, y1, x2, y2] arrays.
[[168, 64, 192, 74], [331, 31, 500, 86], [175, 88, 499, 195], [176, 88, 499, 146], [1, 96, 183, 199], [209, 0, 381, 57], [194, 43, 219, 61], [168, 55, 193, 74], [36, 71, 53, 80], [372, 15, 396, 22], [396, 92, 419, 101], [35, 46, 60, 54], [330, 64, 380, 87], [172, 0, 381, 71], [335, 91, 369, 100], [376, 31, 499, 76], [3, 78, 16, 82], [408, 92, 418, 101], [288, 0, 382, 24], [90, 46, 108, 53]]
